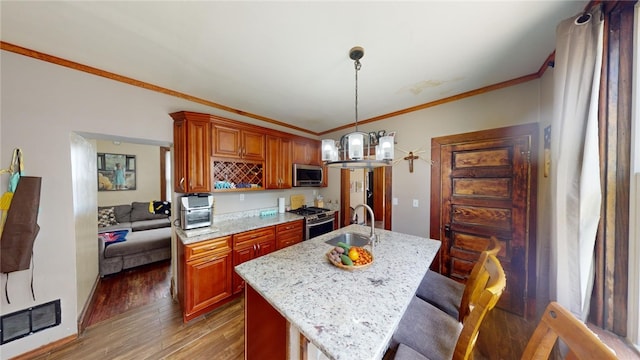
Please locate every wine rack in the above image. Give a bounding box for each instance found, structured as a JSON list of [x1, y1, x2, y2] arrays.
[[213, 160, 263, 191]]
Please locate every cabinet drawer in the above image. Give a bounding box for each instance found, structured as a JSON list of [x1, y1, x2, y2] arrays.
[[185, 235, 232, 261], [276, 220, 303, 233], [276, 220, 303, 250], [234, 227, 275, 248]]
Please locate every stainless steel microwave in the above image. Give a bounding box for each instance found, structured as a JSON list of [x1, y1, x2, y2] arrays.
[[293, 164, 323, 187]]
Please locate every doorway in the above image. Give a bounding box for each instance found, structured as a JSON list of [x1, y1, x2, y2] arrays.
[[430, 123, 538, 318], [340, 166, 392, 230]]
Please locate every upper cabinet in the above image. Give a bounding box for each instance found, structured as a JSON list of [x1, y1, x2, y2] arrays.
[[171, 111, 327, 192], [212, 119, 265, 162], [171, 111, 211, 193], [265, 135, 292, 189], [292, 138, 321, 165]]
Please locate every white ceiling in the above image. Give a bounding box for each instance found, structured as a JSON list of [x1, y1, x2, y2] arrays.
[[1, 1, 587, 135]]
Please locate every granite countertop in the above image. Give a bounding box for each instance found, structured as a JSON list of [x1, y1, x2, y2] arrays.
[[235, 224, 441, 360], [176, 212, 305, 244]]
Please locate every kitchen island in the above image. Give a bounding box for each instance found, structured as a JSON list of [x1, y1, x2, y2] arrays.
[[235, 224, 440, 360]]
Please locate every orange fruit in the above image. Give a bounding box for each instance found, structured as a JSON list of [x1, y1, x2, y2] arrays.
[[348, 247, 360, 261]]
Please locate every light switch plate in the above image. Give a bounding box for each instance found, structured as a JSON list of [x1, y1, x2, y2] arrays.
[[393, 197, 398, 205], [412, 199, 419, 207], [239, 194, 245, 201]]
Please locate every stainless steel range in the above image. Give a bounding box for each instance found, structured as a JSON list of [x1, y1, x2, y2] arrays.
[[288, 206, 335, 240]]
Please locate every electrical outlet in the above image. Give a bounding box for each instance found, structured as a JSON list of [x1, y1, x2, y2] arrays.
[[412, 199, 419, 207], [393, 197, 398, 205], [239, 194, 245, 201], [313, 190, 317, 196]]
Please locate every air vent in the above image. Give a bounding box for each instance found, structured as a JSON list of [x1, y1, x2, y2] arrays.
[[1, 299, 61, 344]]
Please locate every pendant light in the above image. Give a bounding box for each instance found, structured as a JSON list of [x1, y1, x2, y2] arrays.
[[322, 46, 394, 169]]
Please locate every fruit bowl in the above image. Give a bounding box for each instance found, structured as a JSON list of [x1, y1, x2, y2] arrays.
[[326, 246, 374, 271]]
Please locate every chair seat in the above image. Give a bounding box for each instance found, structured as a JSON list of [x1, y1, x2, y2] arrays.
[[390, 296, 463, 360], [394, 344, 430, 360], [415, 270, 465, 319]]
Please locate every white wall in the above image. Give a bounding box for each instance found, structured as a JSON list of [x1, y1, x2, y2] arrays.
[[70, 134, 99, 321], [322, 79, 541, 238], [96, 140, 162, 206]]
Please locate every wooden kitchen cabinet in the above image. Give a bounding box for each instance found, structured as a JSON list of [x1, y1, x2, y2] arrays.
[[212, 119, 265, 161], [292, 137, 321, 165], [276, 219, 304, 249], [232, 227, 276, 294], [171, 111, 211, 193], [265, 135, 292, 189], [178, 235, 233, 322]]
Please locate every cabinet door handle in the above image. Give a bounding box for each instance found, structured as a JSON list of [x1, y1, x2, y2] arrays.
[[179, 177, 185, 190]]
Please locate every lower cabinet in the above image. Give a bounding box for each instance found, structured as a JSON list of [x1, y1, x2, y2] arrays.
[[276, 219, 304, 249], [232, 227, 276, 294], [178, 235, 233, 322], [179, 220, 305, 322]]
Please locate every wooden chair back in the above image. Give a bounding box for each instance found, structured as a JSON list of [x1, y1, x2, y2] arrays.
[[520, 302, 617, 360], [458, 236, 502, 321], [453, 253, 507, 359]]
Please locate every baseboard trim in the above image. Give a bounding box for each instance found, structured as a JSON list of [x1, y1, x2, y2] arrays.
[[77, 274, 101, 333], [9, 334, 77, 360]]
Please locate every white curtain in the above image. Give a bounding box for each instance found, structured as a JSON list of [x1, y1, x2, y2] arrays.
[[550, 8, 603, 321]]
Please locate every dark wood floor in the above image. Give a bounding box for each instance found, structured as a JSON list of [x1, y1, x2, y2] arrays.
[[85, 260, 173, 327], [24, 261, 639, 359]]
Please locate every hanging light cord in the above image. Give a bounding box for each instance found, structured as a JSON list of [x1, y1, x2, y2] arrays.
[[354, 58, 361, 132]]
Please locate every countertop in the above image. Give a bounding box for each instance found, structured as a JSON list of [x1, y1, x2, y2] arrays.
[[235, 224, 441, 360], [176, 212, 305, 244]]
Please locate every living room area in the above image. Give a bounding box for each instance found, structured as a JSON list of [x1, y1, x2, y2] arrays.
[[89, 139, 173, 326]]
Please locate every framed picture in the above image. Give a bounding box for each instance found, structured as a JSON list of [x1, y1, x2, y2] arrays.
[[97, 153, 136, 191]]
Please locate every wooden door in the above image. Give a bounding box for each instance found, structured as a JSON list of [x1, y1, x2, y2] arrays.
[[292, 138, 320, 165], [265, 136, 292, 189], [172, 119, 187, 192], [256, 238, 276, 257], [185, 252, 233, 317], [241, 129, 265, 161], [212, 124, 241, 158], [186, 119, 211, 193], [232, 246, 254, 294], [430, 123, 537, 318], [170, 111, 211, 193]]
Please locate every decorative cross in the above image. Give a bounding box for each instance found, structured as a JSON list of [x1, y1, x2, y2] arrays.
[[403, 151, 420, 173]]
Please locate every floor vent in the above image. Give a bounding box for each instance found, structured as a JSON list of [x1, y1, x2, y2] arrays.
[[1, 299, 61, 344]]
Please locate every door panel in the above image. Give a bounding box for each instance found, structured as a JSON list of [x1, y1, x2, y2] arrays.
[[431, 123, 537, 318]]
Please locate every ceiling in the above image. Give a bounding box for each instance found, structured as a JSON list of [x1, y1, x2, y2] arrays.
[[1, 1, 587, 135]]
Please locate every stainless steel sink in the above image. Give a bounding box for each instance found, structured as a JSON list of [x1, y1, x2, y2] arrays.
[[325, 232, 371, 247]]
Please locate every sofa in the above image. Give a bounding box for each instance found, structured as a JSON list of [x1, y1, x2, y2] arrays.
[[97, 201, 172, 276]]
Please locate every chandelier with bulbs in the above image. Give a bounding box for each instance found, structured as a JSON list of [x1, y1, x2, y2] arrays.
[[322, 46, 394, 169]]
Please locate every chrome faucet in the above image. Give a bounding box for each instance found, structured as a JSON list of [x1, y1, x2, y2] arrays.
[[352, 203, 378, 245]]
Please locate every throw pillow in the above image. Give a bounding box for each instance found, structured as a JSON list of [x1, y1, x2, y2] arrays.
[[98, 207, 118, 227], [99, 229, 129, 245], [131, 201, 169, 221]]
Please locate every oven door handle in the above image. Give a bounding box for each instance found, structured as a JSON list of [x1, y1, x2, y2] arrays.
[[308, 217, 335, 226]]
